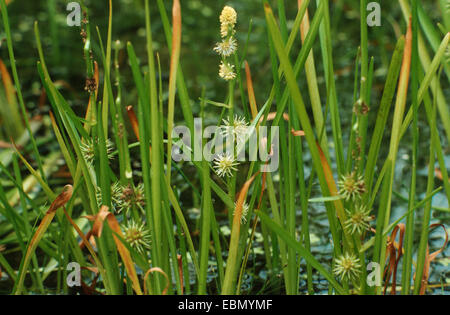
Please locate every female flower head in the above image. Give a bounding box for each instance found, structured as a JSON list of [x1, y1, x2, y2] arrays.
[[333, 252, 361, 281], [81, 138, 115, 165], [96, 182, 121, 211], [345, 205, 372, 234], [117, 183, 145, 214], [213, 153, 239, 177], [122, 220, 151, 254]]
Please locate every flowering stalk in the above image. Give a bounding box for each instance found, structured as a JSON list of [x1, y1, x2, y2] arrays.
[[215, 6, 238, 81], [214, 5, 240, 225]]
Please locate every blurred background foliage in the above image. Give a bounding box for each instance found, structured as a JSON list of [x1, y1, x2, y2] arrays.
[[0, 0, 443, 119]]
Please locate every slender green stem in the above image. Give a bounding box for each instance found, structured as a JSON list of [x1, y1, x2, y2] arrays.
[[413, 68, 439, 295], [402, 0, 419, 294]]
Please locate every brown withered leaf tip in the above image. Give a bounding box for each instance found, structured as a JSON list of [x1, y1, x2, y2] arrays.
[[47, 184, 73, 214]]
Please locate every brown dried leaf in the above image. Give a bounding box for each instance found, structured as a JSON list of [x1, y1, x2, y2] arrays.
[[15, 185, 73, 294]]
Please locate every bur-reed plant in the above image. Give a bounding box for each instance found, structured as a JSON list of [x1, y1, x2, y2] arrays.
[[0, 0, 448, 295]]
